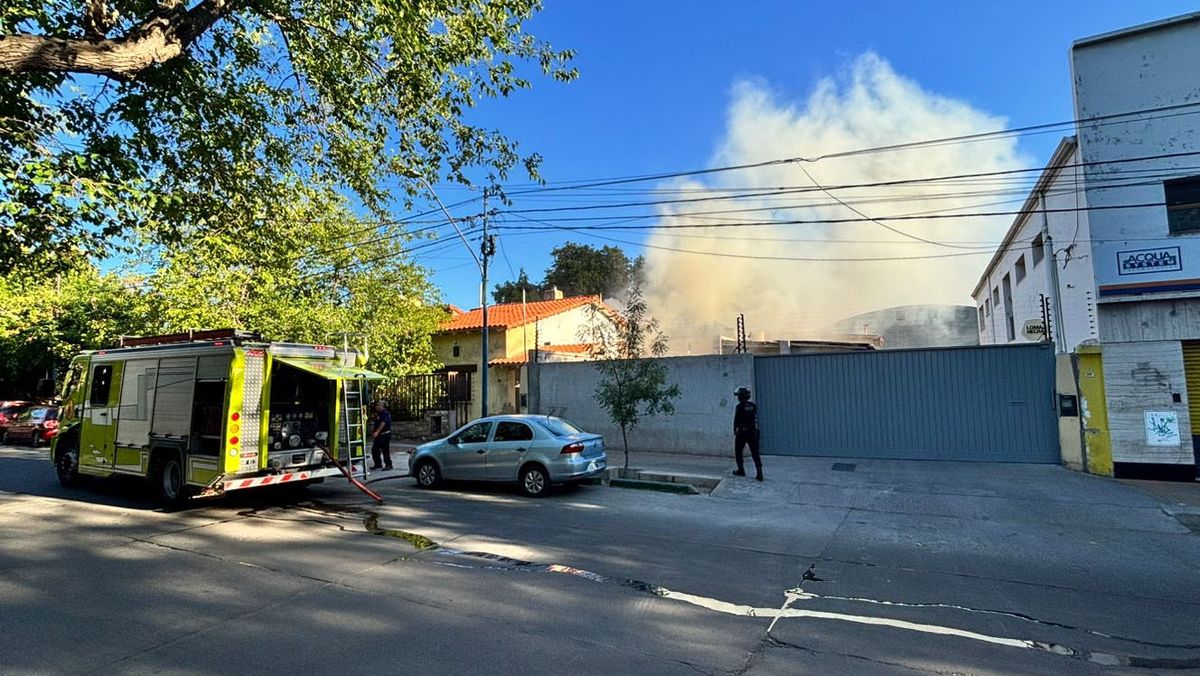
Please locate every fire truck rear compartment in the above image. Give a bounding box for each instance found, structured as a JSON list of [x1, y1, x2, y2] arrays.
[[268, 361, 334, 469]]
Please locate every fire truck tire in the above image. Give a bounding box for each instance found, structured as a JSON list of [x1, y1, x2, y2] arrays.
[[413, 459, 441, 489], [153, 454, 189, 505], [55, 445, 81, 487]]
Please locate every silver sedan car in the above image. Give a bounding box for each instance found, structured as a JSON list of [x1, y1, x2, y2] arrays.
[[408, 415, 607, 497]]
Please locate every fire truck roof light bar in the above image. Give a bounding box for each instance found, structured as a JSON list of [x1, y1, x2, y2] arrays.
[[119, 329, 262, 348]]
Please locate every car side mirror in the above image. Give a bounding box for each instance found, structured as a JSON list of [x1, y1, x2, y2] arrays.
[[448, 436, 460, 445]]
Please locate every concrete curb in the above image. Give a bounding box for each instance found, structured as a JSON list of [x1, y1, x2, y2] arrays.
[[608, 477, 700, 495]]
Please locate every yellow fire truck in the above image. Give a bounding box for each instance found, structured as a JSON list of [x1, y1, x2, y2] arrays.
[[50, 329, 383, 503]]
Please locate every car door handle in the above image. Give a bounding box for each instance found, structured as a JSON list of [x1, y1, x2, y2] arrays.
[[476, 449, 486, 454], [516, 448, 526, 453]]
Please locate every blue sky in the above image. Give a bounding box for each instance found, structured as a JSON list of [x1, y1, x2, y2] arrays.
[[422, 1, 1200, 309]]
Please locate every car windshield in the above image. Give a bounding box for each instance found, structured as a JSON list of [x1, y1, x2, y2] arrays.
[[28, 408, 48, 420], [535, 417, 582, 437]]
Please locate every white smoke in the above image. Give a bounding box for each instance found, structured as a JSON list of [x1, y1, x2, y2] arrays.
[[644, 53, 1030, 353]]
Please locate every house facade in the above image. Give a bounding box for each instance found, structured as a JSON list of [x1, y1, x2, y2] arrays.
[[974, 12, 1200, 476], [432, 293, 617, 420]]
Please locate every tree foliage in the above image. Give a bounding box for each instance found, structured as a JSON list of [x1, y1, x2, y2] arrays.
[[491, 267, 540, 304], [544, 242, 642, 299], [580, 280, 679, 470], [492, 242, 644, 303], [1, 0, 576, 273], [0, 194, 449, 396], [0, 265, 154, 397]]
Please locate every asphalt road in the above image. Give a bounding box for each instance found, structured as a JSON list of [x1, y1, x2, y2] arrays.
[[2, 443, 1199, 675]]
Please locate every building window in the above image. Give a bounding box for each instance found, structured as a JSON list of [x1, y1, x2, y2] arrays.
[[992, 287, 1000, 308], [985, 298, 991, 316], [1002, 273, 1015, 342], [1015, 255, 1026, 283], [1031, 234, 1044, 266], [978, 306, 985, 332], [1165, 175, 1200, 234], [452, 344, 460, 358]]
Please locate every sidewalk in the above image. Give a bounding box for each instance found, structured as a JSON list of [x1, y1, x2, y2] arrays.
[[1122, 478, 1200, 533]]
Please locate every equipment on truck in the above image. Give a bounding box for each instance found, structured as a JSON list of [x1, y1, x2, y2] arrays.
[[50, 329, 384, 503]]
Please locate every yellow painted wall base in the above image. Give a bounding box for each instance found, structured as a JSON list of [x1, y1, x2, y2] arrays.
[[1076, 347, 1113, 477]]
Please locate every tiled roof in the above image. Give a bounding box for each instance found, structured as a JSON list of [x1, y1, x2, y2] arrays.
[[541, 343, 593, 354], [488, 343, 597, 366], [438, 295, 608, 332]]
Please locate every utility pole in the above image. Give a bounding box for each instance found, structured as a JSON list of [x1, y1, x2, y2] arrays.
[[480, 190, 496, 418]]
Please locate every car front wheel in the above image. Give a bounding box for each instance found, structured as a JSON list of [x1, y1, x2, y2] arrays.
[[414, 460, 441, 489], [519, 465, 550, 498]]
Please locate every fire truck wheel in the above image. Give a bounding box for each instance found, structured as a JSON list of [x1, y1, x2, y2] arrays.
[[414, 459, 441, 489], [55, 446, 81, 487], [155, 455, 188, 505]]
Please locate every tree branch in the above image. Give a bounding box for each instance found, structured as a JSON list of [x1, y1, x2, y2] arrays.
[[0, 0, 239, 80]]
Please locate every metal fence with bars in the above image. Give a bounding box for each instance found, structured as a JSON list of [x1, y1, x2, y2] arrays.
[[374, 372, 473, 426]]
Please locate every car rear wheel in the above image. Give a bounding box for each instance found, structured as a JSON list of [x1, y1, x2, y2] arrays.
[[55, 446, 80, 487], [414, 460, 441, 489], [519, 465, 550, 498]]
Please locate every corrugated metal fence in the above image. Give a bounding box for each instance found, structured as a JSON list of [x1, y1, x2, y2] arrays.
[[753, 343, 1059, 462]]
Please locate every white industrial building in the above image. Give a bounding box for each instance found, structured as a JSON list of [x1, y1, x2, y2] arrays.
[[974, 12, 1200, 476]]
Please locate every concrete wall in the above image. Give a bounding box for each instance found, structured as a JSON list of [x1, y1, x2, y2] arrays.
[[1101, 340, 1193, 464], [1057, 353, 1085, 471], [531, 354, 754, 456], [432, 329, 507, 367], [1073, 16, 1200, 298]]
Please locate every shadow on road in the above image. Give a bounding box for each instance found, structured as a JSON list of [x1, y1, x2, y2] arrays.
[[0, 447, 344, 514]]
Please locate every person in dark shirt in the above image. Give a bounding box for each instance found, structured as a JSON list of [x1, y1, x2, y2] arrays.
[[370, 400, 393, 471], [733, 387, 763, 481]]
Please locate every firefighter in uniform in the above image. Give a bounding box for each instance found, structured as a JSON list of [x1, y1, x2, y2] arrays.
[[733, 387, 763, 481]]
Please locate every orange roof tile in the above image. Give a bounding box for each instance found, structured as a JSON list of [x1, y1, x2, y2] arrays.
[[438, 295, 610, 332], [541, 343, 593, 354], [488, 343, 597, 366]]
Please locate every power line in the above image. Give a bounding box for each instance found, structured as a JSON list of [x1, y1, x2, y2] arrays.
[[494, 199, 1179, 233], [494, 101, 1200, 195], [496, 149, 1200, 216], [505, 212, 992, 263]]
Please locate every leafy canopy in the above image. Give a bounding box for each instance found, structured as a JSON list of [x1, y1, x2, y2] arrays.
[[492, 242, 644, 302], [0, 0, 576, 273]]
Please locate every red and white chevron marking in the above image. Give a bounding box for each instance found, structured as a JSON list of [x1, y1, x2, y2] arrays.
[[224, 471, 313, 491]]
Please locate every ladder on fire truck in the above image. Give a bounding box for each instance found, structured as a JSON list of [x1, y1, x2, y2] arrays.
[[341, 379, 368, 480]]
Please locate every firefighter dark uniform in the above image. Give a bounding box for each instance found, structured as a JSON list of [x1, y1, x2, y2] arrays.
[[733, 387, 763, 481]]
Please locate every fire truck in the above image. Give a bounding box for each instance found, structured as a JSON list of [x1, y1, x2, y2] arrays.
[[50, 329, 383, 503]]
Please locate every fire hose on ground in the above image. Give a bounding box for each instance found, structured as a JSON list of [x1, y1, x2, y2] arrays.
[[315, 443, 384, 504]]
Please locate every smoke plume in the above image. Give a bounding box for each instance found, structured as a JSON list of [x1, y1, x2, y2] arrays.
[[644, 54, 1029, 353]]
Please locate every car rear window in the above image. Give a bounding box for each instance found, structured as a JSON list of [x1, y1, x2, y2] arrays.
[[535, 417, 582, 437]]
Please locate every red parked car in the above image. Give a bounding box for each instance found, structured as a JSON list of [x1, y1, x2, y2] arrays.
[[0, 401, 32, 436], [3, 406, 59, 446]]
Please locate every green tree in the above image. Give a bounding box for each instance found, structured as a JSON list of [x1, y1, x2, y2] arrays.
[[0, 0, 576, 273], [544, 243, 643, 299], [0, 265, 153, 397], [492, 268, 542, 304], [144, 197, 447, 377], [580, 280, 680, 471]]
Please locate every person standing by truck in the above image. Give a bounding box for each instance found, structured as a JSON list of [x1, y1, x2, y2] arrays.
[[370, 400, 393, 471], [733, 387, 763, 481]]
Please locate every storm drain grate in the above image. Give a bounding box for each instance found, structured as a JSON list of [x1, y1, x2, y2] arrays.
[[831, 463, 857, 472]]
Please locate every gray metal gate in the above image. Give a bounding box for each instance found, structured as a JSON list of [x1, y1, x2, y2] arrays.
[[753, 343, 1058, 462]]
